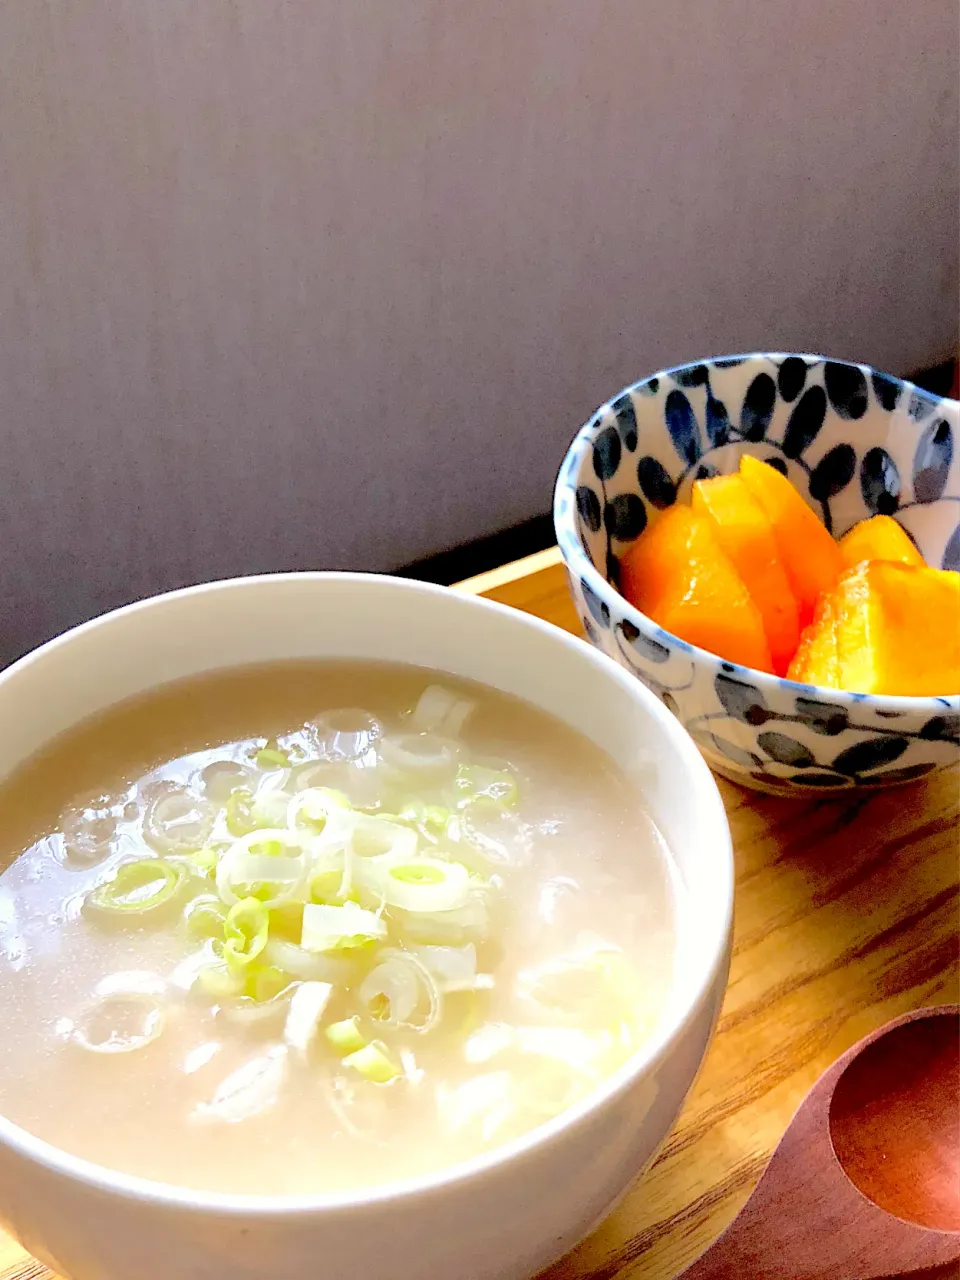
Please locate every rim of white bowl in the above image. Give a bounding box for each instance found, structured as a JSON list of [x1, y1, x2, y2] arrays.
[[0, 571, 734, 1216], [554, 352, 960, 716]]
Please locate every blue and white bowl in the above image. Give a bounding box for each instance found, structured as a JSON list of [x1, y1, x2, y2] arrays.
[[554, 353, 960, 795]]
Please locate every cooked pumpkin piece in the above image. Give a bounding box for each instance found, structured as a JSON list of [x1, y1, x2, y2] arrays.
[[692, 472, 800, 675], [739, 454, 843, 627], [787, 590, 840, 687], [832, 562, 960, 695], [838, 514, 925, 570], [619, 504, 774, 672]]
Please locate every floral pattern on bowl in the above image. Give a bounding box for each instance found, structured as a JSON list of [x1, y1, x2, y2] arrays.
[[553, 353, 960, 794]]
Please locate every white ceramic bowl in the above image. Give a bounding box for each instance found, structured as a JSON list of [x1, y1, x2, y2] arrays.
[[0, 573, 733, 1280]]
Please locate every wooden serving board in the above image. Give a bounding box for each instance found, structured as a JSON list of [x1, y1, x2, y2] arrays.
[[1, 548, 958, 1280]]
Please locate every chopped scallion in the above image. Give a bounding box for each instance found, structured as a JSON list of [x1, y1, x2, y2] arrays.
[[223, 897, 269, 970], [225, 789, 258, 837], [184, 894, 227, 940], [342, 1041, 400, 1084], [301, 902, 387, 953], [255, 742, 291, 771], [85, 858, 186, 919], [324, 1016, 367, 1055]]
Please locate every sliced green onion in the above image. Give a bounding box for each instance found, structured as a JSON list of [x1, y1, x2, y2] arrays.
[[390, 895, 490, 944], [222, 897, 269, 970], [265, 901, 305, 941], [199, 957, 295, 1007], [361, 854, 470, 913], [217, 987, 297, 1026], [347, 815, 418, 861], [357, 947, 442, 1032], [59, 799, 119, 867], [188, 846, 221, 878], [215, 828, 308, 908], [359, 958, 418, 1025], [250, 790, 294, 830], [184, 894, 227, 940], [262, 937, 354, 984], [289, 761, 350, 793], [245, 963, 294, 1004], [398, 802, 451, 834], [198, 759, 257, 805], [85, 858, 186, 919], [300, 902, 387, 953], [142, 787, 217, 856], [324, 1016, 367, 1056], [225, 788, 258, 837], [409, 684, 459, 732], [411, 942, 493, 992], [409, 686, 476, 737], [379, 733, 458, 778], [255, 742, 291, 770], [309, 867, 345, 903], [390, 863, 444, 885], [343, 1041, 400, 1084], [225, 784, 292, 836], [196, 962, 246, 1001], [62, 686, 590, 1119], [287, 787, 351, 834]]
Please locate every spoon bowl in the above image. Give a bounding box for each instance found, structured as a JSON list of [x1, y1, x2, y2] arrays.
[[830, 1012, 959, 1233], [681, 1006, 960, 1279]]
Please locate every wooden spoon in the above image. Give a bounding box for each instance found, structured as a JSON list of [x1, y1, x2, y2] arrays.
[[679, 1006, 960, 1279]]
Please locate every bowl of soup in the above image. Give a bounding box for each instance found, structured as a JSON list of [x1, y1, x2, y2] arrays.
[[0, 573, 732, 1280]]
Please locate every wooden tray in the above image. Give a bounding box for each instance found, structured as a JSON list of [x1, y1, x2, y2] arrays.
[[1, 547, 957, 1280]]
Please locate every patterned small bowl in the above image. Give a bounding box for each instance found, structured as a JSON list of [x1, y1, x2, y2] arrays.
[[554, 353, 960, 795]]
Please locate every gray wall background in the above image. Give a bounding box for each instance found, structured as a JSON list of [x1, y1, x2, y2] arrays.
[[0, 0, 957, 664]]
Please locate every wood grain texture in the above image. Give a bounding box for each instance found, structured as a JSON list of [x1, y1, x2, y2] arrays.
[[0, 550, 957, 1280]]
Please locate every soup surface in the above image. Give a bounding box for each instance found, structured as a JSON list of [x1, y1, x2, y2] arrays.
[[0, 662, 677, 1195]]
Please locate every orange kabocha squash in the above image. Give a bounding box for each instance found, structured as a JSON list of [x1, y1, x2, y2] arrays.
[[692, 473, 800, 674], [830, 562, 960, 695], [619, 505, 774, 672], [739, 455, 843, 627], [838, 514, 925, 569], [787, 591, 840, 687]]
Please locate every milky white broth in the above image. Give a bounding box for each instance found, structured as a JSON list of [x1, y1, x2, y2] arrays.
[[0, 661, 677, 1195]]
